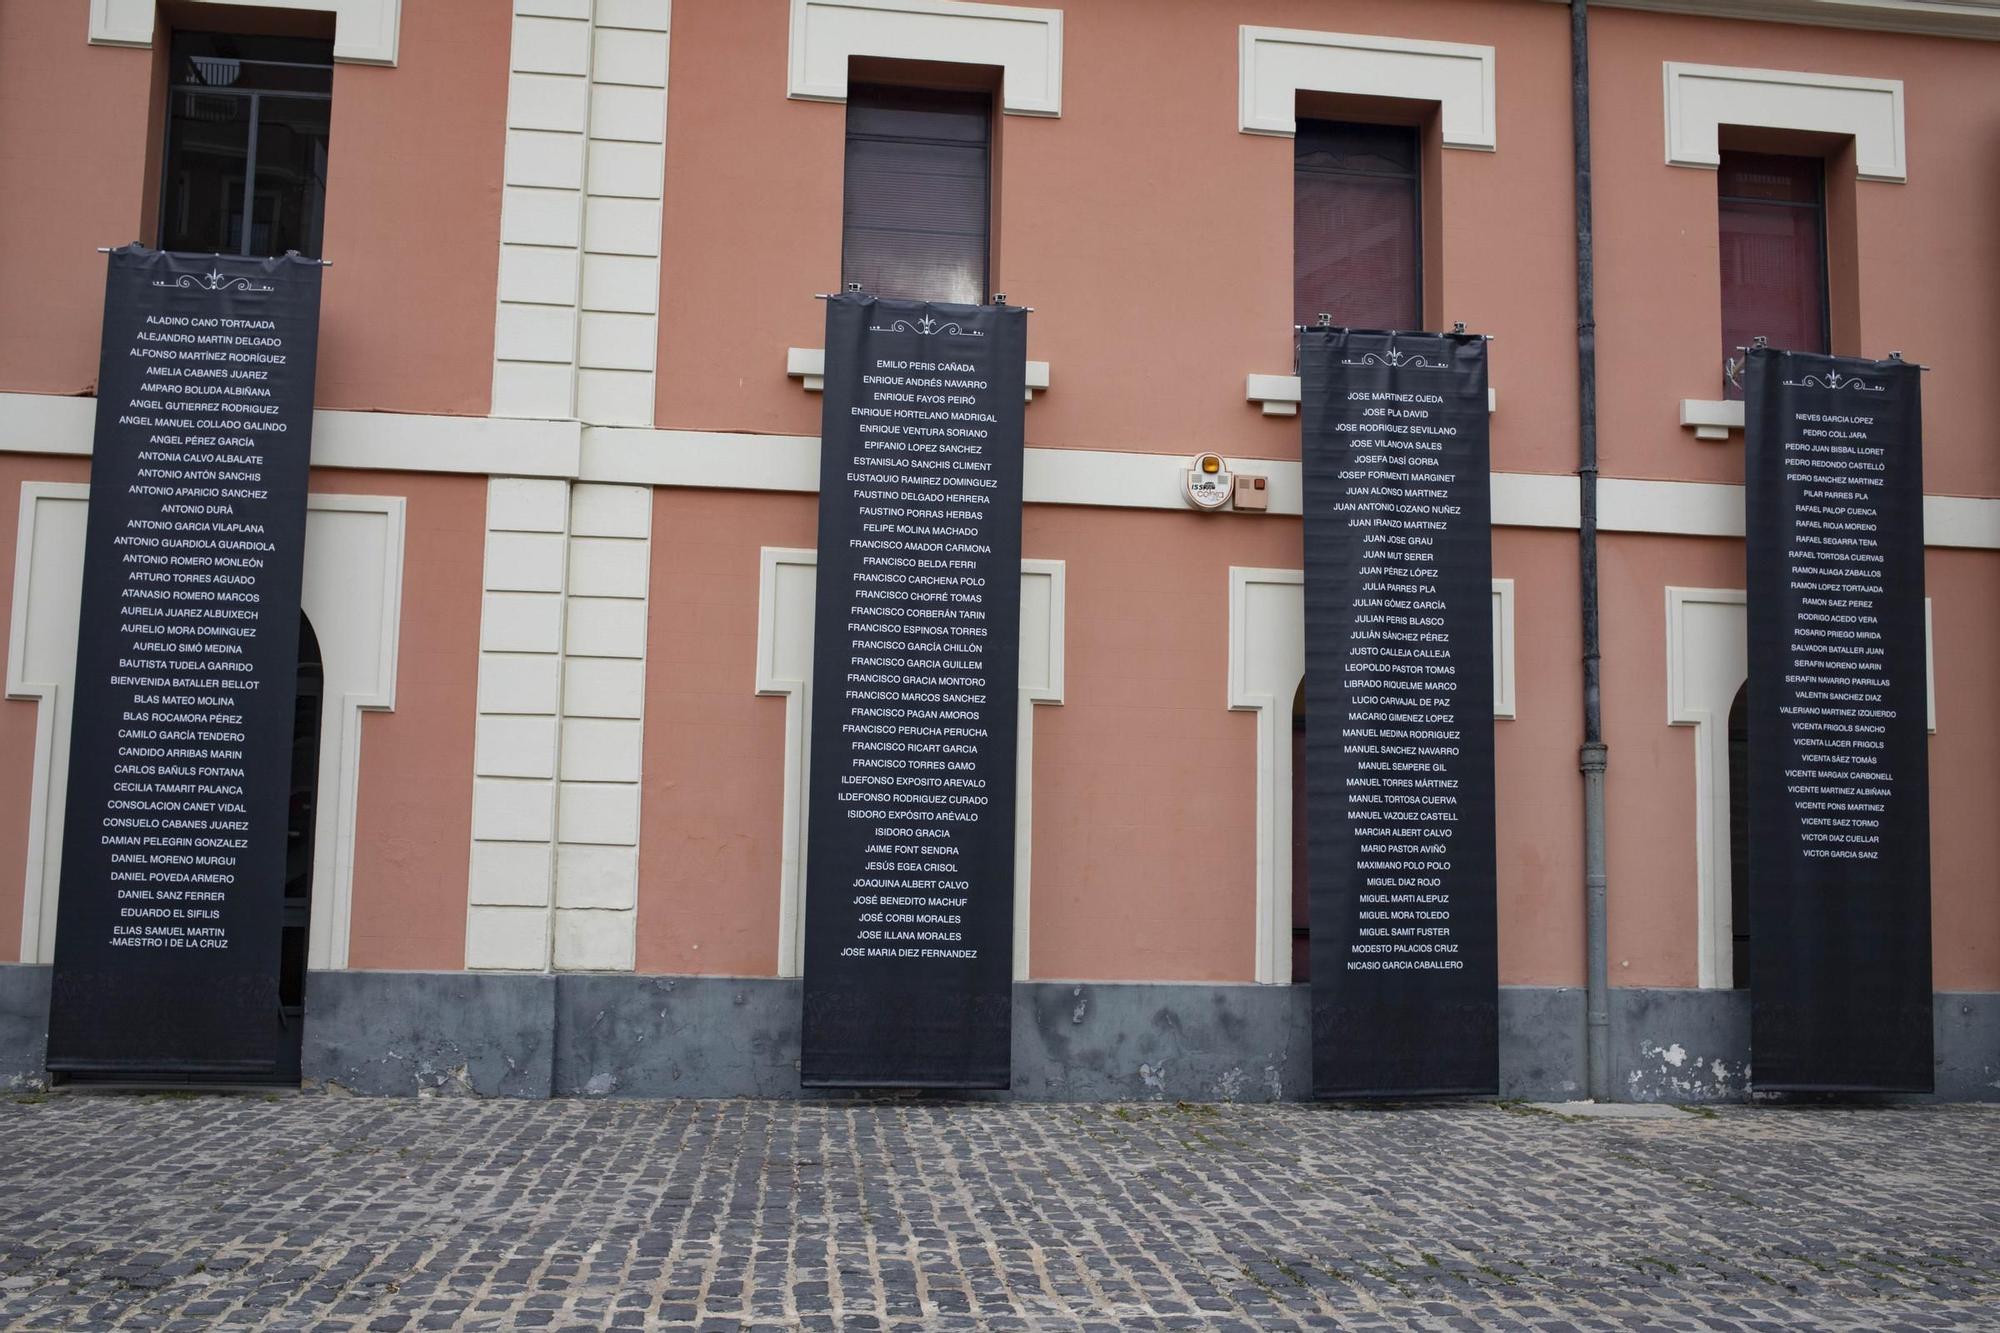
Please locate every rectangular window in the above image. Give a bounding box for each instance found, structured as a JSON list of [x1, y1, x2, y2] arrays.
[[1294, 120, 1421, 331], [1719, 151, 1828, 398], [159, 31, 333, 259], [841, 84, 991, 306]]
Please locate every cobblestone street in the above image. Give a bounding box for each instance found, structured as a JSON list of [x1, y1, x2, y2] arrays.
[[0, 1096, 1994, 1331]]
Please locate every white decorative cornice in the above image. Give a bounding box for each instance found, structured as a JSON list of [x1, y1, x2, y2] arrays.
[[1238, 25, 1497, 149], [1552, 0, 2000, 42], [1664, 62, 1906, 182], [88, 0, 402, 65], [787, 0, 1063, 116], [7, 395, 1999, 548]]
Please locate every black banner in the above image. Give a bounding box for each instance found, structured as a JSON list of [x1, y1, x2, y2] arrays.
[[46, 248, 323, 1078], [1744, 348, 1931, 1092], [799, 294, 1026, 1087], [1300, 329, 1497, 1098]]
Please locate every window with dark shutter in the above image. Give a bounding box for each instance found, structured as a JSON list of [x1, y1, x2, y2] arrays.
[[841, 84, 992, 305], [1294, 120, 1421, 331], [159, 32, 333, 259], [1719, 151, 1829, 398]]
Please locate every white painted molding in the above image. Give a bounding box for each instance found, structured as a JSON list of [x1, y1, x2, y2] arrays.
[[1239, 25, 1497, 149], [551, 483, 652, 973], [315, 410, 581, 476], [756, 547, 1064, 980], [493, 1, 672, 427], [1665, 585, 1933, 989], [1024, 448, 1296, 514], [1602, 477, 1744, 538], [754, 548, 818, 979], [1663, 62, 1906, 182], [1548, 0, 2000, 42], [5, 485, 87, 970], [786, 347, 827, 394], [1228, 567, 1515, 984], [7, 484, 404, 970], [0, 394, 581, 476], [1013, 558, 1065, 979], [1680, 398, 1744, 442], [0, 395, 93, 458], [588, 428, 824, 492], [1663, 586, 1748, 990], [301, 494, 406, 971], [1923, 495, 2000, 549], [88, 0, 402, 65], [788, 347, 1049, 401], [10, 397, 2000, 547], [1246, 374, 1302, 418], [1248, 374, 1497, 417], [1226, 568, 1305, 986], [1492, 578, 1517, 721], [466, 478, 571, 973], [1491, 472, 1580, 530], [581, 428, 2000, 544], [788, 0, 1063, 116]]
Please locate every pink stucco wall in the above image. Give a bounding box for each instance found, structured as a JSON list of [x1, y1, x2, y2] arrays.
[[0, 3, 507, 415]]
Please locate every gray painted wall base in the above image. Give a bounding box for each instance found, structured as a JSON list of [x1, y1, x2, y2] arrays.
[[0, 964, 50, 1091], [0, 965, 1991, 1102], [304, 970, 556, 1097]]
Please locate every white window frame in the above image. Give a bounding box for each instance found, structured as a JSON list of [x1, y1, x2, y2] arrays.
[[1238, 25, 1496, 149], [1663, 61, 1905, 183], [89, 0, 402, 66], [788, 0, 1063, 116]]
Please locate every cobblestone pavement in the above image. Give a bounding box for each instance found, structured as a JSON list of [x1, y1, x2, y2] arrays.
[[0, 1097, 1995, 1331]]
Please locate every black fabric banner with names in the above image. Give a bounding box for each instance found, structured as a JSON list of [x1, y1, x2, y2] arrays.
[[1744, 348, 1932, 1093], [800, 293, 1027, 1088], [46, 247, 322, 1078], [1300, 328, 1498, 1099]]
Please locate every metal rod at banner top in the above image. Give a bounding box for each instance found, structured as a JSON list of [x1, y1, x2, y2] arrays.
[[1293, 324, 1493, 339], [814, 287, 1033, 310], [96, 246, 333, 265], [1735, 341, 1929, 369]]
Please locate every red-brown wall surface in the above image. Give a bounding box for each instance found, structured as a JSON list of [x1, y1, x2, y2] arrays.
[[0, 6, 155, 398], [636, 491, 1593, 986], [0, 2, 508, 415], [4, 1, 1995, 996], [1589, 10, 2000, 495], [0, 463, 482, 970], [308, 469, 485, 971], [639, 487, 818, 977], [656, 0, 1578, 476]]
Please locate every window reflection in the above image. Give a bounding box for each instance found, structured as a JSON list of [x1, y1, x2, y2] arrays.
[[159, 32, 333, 258]]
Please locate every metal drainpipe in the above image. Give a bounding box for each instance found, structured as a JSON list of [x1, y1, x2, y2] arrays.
[[1571, 0, 1612, 1102]]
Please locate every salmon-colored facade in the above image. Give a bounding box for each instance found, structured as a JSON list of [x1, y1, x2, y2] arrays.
[[0, 0, 1994, 1100]]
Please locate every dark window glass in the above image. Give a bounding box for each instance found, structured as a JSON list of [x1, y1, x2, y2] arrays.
[[1294, 120, 1421, 331], [842, 84, 991, 305], [159, 32, 333, 258], [1719, 151, 1828, 398]]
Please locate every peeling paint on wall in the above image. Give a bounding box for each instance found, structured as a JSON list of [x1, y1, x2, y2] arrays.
[[1626, 1038, 1750, 1103]]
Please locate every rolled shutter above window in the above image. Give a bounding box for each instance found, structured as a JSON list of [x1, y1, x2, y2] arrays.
[[1294, 120, 1421, 332], [842, 84, 992, 306]]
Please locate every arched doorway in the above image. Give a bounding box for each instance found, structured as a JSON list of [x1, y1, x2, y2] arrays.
[[1727, 682, 1750, 990], [275, 612, 325, 1082]]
